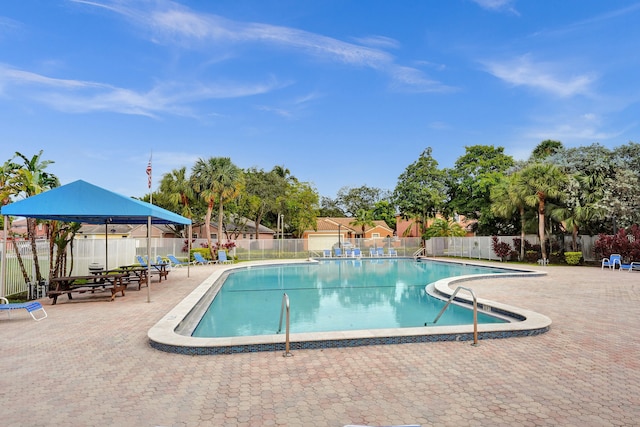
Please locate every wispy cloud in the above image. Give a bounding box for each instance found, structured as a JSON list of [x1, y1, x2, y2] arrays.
[[482, 54, 596, 97], [71, 0, 454, 93], [471, 0, 519, 15], [0, 64, 284, 117]]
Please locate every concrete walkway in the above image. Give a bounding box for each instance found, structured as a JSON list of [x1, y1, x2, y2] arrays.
[[1, 261, 639, 426]]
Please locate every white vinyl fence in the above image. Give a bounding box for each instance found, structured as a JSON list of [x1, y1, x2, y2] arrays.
[[1, 234, 598, 297]]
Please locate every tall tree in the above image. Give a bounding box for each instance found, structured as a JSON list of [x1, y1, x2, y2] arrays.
[[393, 147, 446, 235], [335, 185, 386, 217], [159, 167, 195, 219], [191, 157, 244, 255], [13, 150, 59, 283], [447, 145, 514, 235], [519, 163, 568, 261], [283, 181, 319, 238], [530, 140, 564, 162], [491, 172, 529, 260]]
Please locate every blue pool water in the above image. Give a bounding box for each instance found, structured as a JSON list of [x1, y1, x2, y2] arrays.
[[191, 259, 509, 338]]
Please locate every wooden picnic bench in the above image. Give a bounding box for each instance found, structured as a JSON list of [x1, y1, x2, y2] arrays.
[[115, 266, 150, 290], [48, 272, 128, 305]]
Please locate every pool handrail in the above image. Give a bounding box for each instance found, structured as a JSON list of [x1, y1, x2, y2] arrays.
[[277, 293, 293, 357], [432, 286, 478, 346]]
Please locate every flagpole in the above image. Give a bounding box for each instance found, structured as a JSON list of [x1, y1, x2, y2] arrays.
[[146, 152, 152, 303]]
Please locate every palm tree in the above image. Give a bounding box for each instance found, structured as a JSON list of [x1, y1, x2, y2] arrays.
[[191, 157, 244, 256], [551, 174, 605, 251], [424, 218, 466, 238], [350, 209, 376, 238], [13, 151, 59, 283], [160, 167, 195, 219], [519, 163, 568, 261], [491, 172, 529, 261]]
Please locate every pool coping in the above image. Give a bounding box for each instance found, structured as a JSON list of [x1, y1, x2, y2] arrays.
[[148, 258, 551, 355]]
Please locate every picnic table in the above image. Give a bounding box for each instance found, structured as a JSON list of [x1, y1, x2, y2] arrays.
[[48, 271, 128, 305], [115, 265, 150, 290], [119, 263, 169, 283]]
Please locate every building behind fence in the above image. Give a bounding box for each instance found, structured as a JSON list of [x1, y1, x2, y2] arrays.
[[1, 234, 599, 297]]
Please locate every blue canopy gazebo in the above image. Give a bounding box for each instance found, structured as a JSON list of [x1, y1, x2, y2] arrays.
[[1, 180, 192, 302]]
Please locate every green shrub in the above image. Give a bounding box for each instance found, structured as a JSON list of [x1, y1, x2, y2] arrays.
[[564, 251, 583, 265]]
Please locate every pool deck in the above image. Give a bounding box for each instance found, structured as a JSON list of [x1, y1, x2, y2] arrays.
[[2, 259, 639, 426]]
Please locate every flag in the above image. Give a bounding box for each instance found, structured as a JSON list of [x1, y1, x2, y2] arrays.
[[146, 157, 152, 189]]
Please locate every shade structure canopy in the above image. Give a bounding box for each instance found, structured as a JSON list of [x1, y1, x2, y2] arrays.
[[0, 180, 192, 301], [0, 180, 191, 225]]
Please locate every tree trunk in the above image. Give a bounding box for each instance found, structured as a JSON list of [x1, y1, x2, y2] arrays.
[[205, 201, 213, 258], [27, 218, 42, 282], [519, 206, 525, 261], [538, 198, 547, 260]]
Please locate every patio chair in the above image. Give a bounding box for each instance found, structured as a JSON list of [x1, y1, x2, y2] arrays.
[[334, 247, 343, 257], [388, 248, 398, 256], [377, 247, 385, 257], [136, 255, 149, 267], [353, 248, 362, 258], [194, 252, 216, 265], [217, 250, 233, 264], [0, 297, 48, 321], [323, 249, 331, 258], [601, 254, 622, 269], [167, 254, 193, 268], [345, 248, 353, 257], [369, 248, 377, 257]]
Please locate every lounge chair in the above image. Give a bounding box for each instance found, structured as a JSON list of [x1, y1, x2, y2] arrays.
[[388, 248, 398, 256], [136, 255, 149, 267], [369, 248, 377, 257], [194, 252, 216, 265], [323, 249, 331, 258], [601, 254, 622, 269], [377, 247, 385, 257], [0, 297, 47, 321], [217, 250, 233, 264], [334, 248, 343, 257], [345, 248, 353, 257], [353, 248, 362, 258], [167, 254, 193, 268]]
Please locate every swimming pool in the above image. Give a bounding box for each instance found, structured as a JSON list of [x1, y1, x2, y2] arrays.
[[148, 258, 551, 355], [191, 259, 508, 338]]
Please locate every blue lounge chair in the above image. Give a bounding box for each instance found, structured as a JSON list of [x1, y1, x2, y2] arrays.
[[323, 249, 331, 257], [369, 248, 377, 257], [136, 255, 149, 267], [334, 247, 343, 257], [377, 247, 385, 257], [194, 252, 216, 265], [345, 248, 353, 257], [388, 248, 398, 256], [1, 297, 47, 321], [601, 254, 621, 269], [167, 254, 193, 268], [353, 248, 362, 258], [217, 250, 233, 264]]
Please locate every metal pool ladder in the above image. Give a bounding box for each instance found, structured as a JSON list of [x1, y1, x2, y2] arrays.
[[432, 286, 479, 346], [277, 293, 293, 357]]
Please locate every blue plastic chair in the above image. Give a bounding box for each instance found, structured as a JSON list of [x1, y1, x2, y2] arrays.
[[217, 250, 233, 264], [1, 297, 47, 321], [334, 247, 343, 257], [194, 252, 216, 265], [601, 254, 621, 269], [136, 255, 149, 267], [167, 254, 192, 268]]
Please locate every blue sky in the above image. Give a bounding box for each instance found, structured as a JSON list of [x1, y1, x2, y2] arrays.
[[1, 1, 639, 200]]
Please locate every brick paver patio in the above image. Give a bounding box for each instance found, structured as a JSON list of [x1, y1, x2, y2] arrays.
[[1, 260, 639, 426]]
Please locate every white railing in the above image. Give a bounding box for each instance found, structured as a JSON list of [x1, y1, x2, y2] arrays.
[[1, 234, 598, 297]]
